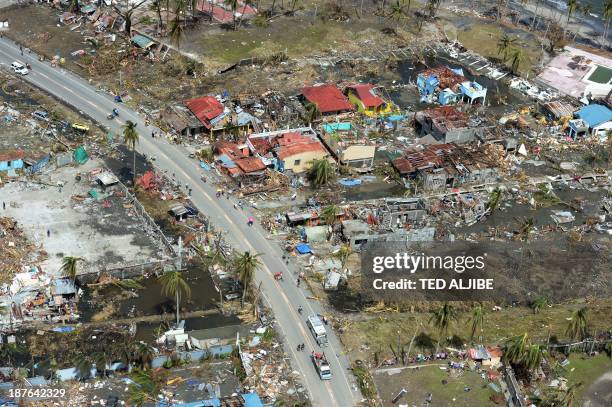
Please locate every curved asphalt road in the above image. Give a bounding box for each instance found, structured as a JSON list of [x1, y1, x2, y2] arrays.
[[0, 38, 361, 406]]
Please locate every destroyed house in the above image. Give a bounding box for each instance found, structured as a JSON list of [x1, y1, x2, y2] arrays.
[[414, 106, 483, 144], [213, 141, 266, 178], [540, 100, 577, 122], [392, 144, 499, 191], [185, 96, 226, 131], [160, 104, 207, 136], [247, 128, 330, 174], [300, 84, 354, 115], [0, 150, 25, 172], [417, 66, 465, 104], [345, 84, 394, 116], [321, 122, 375, 170], [380, 198, 426, 230]]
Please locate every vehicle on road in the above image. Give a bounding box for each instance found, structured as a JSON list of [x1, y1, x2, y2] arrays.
[[107, 108, 119, 120], [11, 61, 28, 75], [306, 315, 328, 347], [311, 352, 332, 380], [274, 272, 283, 281], [31, 110, 49, 122]]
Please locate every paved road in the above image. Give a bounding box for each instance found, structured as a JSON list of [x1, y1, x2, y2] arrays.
[[0, 38, 361, 406]]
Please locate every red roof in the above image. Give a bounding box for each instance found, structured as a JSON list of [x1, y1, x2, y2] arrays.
[[235, 157, 266, 173], [0, 150, 25, 162], [184, 96, 224, 129], [301, 84, 353, 114], [347, 84, 385, 108], [277, 142, 327, 159], [249, 137, 273, 155]]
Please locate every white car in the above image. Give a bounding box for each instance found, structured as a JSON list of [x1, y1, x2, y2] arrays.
[[11, 61, 28, 75]]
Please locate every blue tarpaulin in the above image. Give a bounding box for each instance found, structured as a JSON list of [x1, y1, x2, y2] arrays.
[[217, 154, 236, 168], [296, 243, 312, 254], [339, 178, 362, 187], [323, 122, 352, 133], [200, 161, 211, 170], [51, 326, 75, 333]]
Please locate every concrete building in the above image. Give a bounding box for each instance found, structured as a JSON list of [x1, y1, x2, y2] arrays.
[[320, 122, 375, 170], [345, 83, 395, 117], [380, 198, 426, 230], [392, 144, 500, 192], [575, 104, 612, 138], [247, 127, 330, 174], [0, 150, 24, 173], [414, 106, 483, 144]]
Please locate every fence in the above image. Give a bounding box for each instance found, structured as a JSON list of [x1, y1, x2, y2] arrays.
[[76, 258, 174, 285], [115, 180, 176, 254]]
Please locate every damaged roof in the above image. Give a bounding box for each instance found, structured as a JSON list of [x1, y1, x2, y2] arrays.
[[234, 156, 266, 173], [542, 100, 576, 119], [275, 132, 328, 159], [418, 66, 466, 90], [346, 84, 385, 107], [185, 96, 225, 128], [392, 144, 455, 175], [416, 106, 470, 132], [0, 150, 25, 162], [301, 84, 354, 114]]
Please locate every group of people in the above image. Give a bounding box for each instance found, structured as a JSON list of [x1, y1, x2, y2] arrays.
[[296, 343, 306, 351]]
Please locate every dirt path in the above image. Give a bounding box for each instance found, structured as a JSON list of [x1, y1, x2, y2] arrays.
[[583, 370, 612, 407]]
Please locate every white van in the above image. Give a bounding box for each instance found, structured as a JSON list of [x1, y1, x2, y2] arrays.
[[11, 61, 28, 75]]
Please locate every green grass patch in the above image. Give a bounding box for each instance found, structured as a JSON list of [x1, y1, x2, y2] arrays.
[[587, 65, 612, 84], [374, 366, 496, 406], [561, 353, 611, 402]]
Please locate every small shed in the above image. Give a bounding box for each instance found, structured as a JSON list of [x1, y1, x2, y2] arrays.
[[304, 225, 328, 243], [131, 34, 157, 50], [169, 204, 189, 221], [323, 270, 342, 291], [96, 171, 119, 189]]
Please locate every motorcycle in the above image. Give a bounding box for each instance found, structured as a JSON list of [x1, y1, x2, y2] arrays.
[[107, 108, 119, 120]]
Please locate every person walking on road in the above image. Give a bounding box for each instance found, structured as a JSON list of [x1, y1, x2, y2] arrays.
[[19, 45, 23, 55], [297, 305, 303, 315]]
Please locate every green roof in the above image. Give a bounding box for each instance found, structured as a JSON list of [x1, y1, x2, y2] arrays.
[[131, 34, 156, 49]]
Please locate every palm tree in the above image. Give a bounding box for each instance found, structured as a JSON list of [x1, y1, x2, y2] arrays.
[[114, 0, 148, 37], [233, 251, 262, 307], [497, 34, 517, 62], [169, 14, 185, 52], [237, 0, 255, 28], [122, 120, 139, 186], [524, 344, 544, 372], [516, 217, 535, 240], [502, 333, 530, 365], [604, 1, 612, 47], [466, 304, 485, 342], [387, 0, 408, 27], [134, 342, 155, 369], [574, 4, 592, 39], [158, 271, 191, 326], [93, 351, 109, 378], [565, 0, 578, 32], [73, 355, 93, 381], [321, 205, 340, 226], [150, 0, 164, 32], [429, 302, 458, 352], [60, 256, 83, 282], [333, 244, 352, 270], [303, 102, 319, 125], [128, 368, 165, 406], [566, 307, 589, 340], [531, 295, 549, 314], [308, 159, 335, 188], [224, 0, 239, 30], [486, 187, 502, 214]]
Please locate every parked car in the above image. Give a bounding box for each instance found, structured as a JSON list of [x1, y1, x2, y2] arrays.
[[71, 122, 90, 132], [31, 110, 50, 122], [11, 61, 28, 75]]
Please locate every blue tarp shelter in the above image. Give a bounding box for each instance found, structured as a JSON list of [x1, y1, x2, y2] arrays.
[[217, 154, 236, 168], [296, 243, 312, 254]]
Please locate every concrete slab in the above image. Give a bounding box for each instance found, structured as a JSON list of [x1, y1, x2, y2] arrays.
[[1, 158, 167, 277]]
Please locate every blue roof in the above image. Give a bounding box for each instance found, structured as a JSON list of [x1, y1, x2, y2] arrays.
[[52, 278, 76, 295], [217, 154, 237, 168], [242, 393, 264, 407], [577, 104, 612, 127], [296, 243, 312, 254]]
